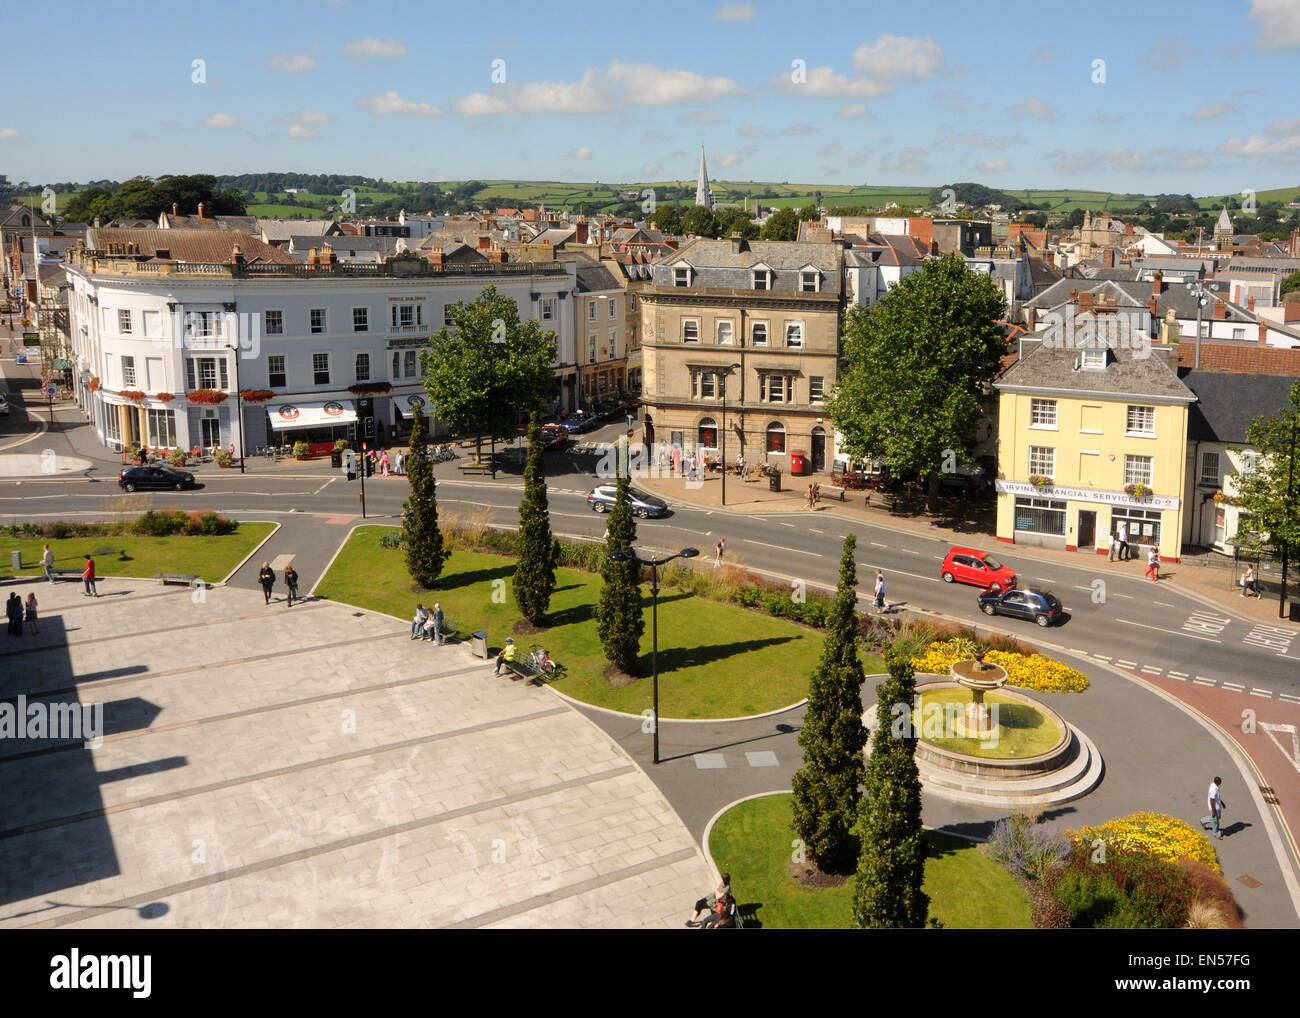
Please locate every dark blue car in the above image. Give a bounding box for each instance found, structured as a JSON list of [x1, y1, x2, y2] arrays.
[[977, 587, 1064, 628]]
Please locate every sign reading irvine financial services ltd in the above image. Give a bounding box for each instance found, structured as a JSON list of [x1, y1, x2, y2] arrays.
[[996, 480, 1181, 511]]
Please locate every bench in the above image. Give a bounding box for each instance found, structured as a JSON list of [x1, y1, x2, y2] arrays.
[[501, 658, 540, 682], [50, 568, 83, 579], [458, 462, 492, 475], [156, 572, 202, 587]]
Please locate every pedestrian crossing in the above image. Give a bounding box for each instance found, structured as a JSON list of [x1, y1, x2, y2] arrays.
[[692, 750, 781, 770]]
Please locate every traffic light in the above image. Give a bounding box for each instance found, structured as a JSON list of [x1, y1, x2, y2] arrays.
[[362, 417, 375, 441]]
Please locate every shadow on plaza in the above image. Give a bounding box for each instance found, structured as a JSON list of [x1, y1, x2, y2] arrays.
[[0, 608, 175, 909]]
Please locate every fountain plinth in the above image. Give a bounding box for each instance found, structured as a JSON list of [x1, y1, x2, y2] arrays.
[[950, 656, 1009, 738]]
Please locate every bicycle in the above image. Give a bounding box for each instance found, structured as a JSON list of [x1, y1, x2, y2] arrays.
[[524, 645, 559, 678]]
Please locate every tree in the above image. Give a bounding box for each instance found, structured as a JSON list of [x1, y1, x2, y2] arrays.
[[851, 646, 929, 928], [798, 203, 821, 222], [1281, 271, 1300, 300], [790, 534, 868, 873], [650, 203, 681, 234], [596, 471, 644, 674], [760, 206, 799, 241], [717, 207, 759, 240], [514, 411, 558, 624], [402, 406, 449, 588], [420, 286, 557, 462], [827, 252, 1007, 509], [679, 204, 720, 238], [1231, 381, 1300, 612]]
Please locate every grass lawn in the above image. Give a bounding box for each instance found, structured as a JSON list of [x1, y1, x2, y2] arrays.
[[0, 523, 275, 584], [314, 526, 884, 718], [914, 688, 1062, 758], [708, 793, 1033, 929]]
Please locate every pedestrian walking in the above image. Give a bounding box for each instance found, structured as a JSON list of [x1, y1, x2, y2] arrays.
[[1145, 546, 1159, 582], [1109, 531, 1120, 563], [1117, 521, 1130, 561], [284, 564, 299, 607], [380, 451, 389, 477], [258, 562, 276, 604], [1201, 776, 1226, 840], [715, 538, 725, 568], [874, 570, 886, 614], [42, 543, 55, 585], [1240, 565, 1258, 598], [812, 483, 821, 510], [82, 555, 97, 597], [804, 483, 815, 510], [24, 592, 39, 634], [6, 592, 22, 636]]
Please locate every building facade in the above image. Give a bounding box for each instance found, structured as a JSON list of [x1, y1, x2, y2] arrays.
[[638, 236, 843, 473]]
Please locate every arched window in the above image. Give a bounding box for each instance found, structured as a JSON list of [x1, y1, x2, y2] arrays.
[[766, 421, 786, 453], [698, 417, 717, 450]]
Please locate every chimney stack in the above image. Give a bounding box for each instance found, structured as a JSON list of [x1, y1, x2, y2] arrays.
[[1152, 270, 1163, 296], [1148, 293, 1158, 318], [172, 203, 178, 216], [1078, 290, 1095, 312], [1213, 299, 1227, 320], [1247, 295, 1256, 312], [1102, 247, 1115, 268], [197, 203, 205, 219]]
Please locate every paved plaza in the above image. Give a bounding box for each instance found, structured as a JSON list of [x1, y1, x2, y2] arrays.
[[0, 577, 712, 929]]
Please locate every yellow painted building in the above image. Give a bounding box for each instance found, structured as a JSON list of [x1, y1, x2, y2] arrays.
[[993, 332, 1196, 561]]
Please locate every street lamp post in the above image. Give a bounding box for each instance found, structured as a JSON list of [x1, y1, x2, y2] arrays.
[[719, 362, 741, 507], [1280, 418, 1298, 621], [489, 332, 506, 479], [610, 546, 700, 763], [1190, 282, 1208, 370], [225, 344, 246, 474]]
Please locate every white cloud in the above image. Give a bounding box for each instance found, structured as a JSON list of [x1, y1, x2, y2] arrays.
[[1140, 34, 1198, 70], [288, 125, 320, 139], [642, 161, 661, 174], [937, 132, 1024, 150], [1011, 97, 1054, 121], [979, 159, 1011, 173], [1047, 149, 1099, 175], [282, 110, 332, 125], [571, 146, 594, 159], [1191, 100, 1240, 120], [1178, 153, 1210, 170], [0, 128, 22, 140], [204, 113, 241, 128], [714, 2, 753, 21], [269, 52, 314, 72], [358, 91, 442, 118], [781, 123, 817, 135], [1026, 45, 1055, 64], [1249, 0, 1300, 49], [1267, 117, 1300, 134], [341, 37, 405, 59], [679, 110, 728, 125], [1221, 117, 1300, 158], [716, 153, 740, 168], [453, 62, 742, 115], [1106, 147, 1147, 172], [879, 146, 927, 174], [837, 104, 873, 118], [776, 65, 891, 99], [820, 142, 843, 157], [851, 34, 945, 80]]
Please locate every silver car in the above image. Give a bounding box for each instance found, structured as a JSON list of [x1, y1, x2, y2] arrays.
[[586, 484, 669, 518]]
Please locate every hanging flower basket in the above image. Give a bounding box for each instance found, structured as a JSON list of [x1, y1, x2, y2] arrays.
[[238, 389, 275, 403], [186, 389, 229, 405], [154, 391, 175, 403], [1124, 482, 1153, 498], [348, 382, 393, 395], [89, 377, 100, 393], [120, 389, 147, 403], [1028, 474, 1054, 488]]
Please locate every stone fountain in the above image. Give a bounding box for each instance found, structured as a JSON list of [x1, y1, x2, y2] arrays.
[[949, 652, 1008, 738]]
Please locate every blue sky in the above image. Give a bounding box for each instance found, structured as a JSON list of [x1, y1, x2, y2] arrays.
[[5, 0, 1299, 195]]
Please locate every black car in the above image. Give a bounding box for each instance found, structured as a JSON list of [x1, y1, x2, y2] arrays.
[[977, 587, 1064, 628], [118, 465, 197, 492], [586, 484, 668, 518]]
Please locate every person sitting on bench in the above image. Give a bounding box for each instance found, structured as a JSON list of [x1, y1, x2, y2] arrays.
[[494, 637, 516, 674]]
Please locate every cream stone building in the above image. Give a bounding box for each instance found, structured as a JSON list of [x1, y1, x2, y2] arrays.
[[638, 237, 844, 474]]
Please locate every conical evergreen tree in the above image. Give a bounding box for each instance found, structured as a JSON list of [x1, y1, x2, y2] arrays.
[[790, 533, 867, 873], [514, 411, 557, 624], [852, 646, 929, 928], [596, 468, 644, 674], [402, 406, 449, 588]]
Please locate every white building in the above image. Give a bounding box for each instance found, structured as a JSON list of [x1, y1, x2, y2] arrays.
[[64, 228, 576, 457]]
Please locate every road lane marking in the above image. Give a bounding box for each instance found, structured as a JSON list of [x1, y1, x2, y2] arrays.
[[1194, 677, 1217, 686], [1111, 592, 1134, 599], [870, 542, 889, 549], [1036, 577, 1056, 582], [1142, 666, 1163, 674], [312, 477, 337, 495], [1168, 670, 1188, 678], [1251, 689, 1274, 698], [778, 522, 795, 527], [1118, 617, 1220, 642], [1093, 654, 1112, 661], [746, 538, 821, 555], [1153, 601, 1176, 608], [1280, 693, 1300, 704], [1222, 682, 1245, 691], [1116, 659, 1137, 667]]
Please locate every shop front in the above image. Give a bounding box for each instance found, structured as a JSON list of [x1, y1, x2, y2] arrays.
[[996, 480, 1183, 561], [267, 399, 358, 456]]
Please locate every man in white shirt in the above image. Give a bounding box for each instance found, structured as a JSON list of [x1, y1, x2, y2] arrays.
[[1202, 776, 1226, 839], [1117, 522, 1130, 561], [42, 544, 55, 585]]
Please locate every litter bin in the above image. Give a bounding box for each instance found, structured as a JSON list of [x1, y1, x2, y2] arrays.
[[790, 451, 808, 476], [768, 469, 781, 493], [10, 550, 20, 571], [471, 631, 488, 659], [330, 450, 342, 468]]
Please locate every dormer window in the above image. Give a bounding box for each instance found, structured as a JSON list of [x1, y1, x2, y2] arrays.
[[1080, 348, 1107, 370], [800, 269, 819, 293], [673, 265, 691, 287], [752, 267, 772, 290]]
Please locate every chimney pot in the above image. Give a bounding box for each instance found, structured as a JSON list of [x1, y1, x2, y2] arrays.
[[1259, 321, 1269, 345], [197, 203, 204, 219], [1213, 299, 1227, 320], [172, 203, 178, 216], [1247, 295, 1256, 312]]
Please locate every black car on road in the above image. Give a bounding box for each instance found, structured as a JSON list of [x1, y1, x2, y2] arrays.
[[977, 587, 1064, 628], [118, 465, 197, 492]]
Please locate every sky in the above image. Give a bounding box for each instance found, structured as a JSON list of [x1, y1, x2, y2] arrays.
[[4, 0, 1299, 196]]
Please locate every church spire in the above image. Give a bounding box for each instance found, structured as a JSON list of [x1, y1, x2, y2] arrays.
[[695, 145, 713, 211]]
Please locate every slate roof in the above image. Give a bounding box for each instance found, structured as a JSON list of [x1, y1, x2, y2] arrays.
[[84, 227, 297, 264], [996, 336, 1196, 403], [567, 254, 622, 293], [259, 219, 339, 241], [1180, 369, 1296, 443], [1027, 277, 1248, 320]]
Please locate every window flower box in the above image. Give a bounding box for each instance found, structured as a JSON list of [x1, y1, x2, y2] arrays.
[[238, 389, 275, 403], [155, 392, 175, 403], [1028, 474, 1054, 488], [120, 389, 147, 403], [186, 389, 229, 405], [348, 382, 392, 396], [1124, 482, 1153, 498], [90, 377, 100, 393]]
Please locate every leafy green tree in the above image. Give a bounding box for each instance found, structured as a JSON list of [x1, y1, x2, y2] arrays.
[[790, 534, 868, 873], [514, 411, 558, 624], [650, 203, 681, 234], [717, 207, 759, 240], [420, 286, 557, 461], [798, 203, 821, 222], [402, 406, 449, 588], [1280, 271, 1300, 300], [596, 472, 644, 674], [827, 252, 1006, 509], [679, 204, 720, 238], [760, 206, 799, 241], [852, 647, 929, 928], [1231, 381, 1300, 612]]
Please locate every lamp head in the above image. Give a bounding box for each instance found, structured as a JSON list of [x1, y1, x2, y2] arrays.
[[678, 547, 700, 559]]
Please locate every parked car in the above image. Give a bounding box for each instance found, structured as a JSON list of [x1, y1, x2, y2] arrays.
[[565, 412, 598, 434], [118, 464, 197, 492], [978, 587, 1064, 628], [539, 422, 571, 449], [586, 484, 668, 518], [0, 392, 9, 415], [940, 547, 1017, 593]]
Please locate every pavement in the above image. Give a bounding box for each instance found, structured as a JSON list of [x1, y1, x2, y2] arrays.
[[0, 578, 713, 929]]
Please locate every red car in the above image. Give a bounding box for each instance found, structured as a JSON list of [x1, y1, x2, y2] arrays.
[[940, 547, 1017, 593]]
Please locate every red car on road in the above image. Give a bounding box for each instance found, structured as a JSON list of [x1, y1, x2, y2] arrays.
[[940, 547, 1017, 593]]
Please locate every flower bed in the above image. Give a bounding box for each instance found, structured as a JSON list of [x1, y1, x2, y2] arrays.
[[1068, 812, 1220, 874], [909, 639, 1089, 692]]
